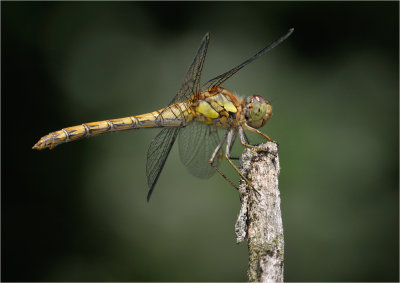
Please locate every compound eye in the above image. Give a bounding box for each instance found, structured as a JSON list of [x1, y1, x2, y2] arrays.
[[252, 100, 267, 121]]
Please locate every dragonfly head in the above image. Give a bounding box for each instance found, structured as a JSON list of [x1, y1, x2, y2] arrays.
[[244, 95, 272, 129]]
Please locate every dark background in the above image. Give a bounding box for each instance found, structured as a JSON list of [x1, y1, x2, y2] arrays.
[[2, 2, 398, 281]]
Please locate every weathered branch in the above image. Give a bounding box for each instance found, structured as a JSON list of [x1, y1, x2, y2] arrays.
[[235, 142, 283, 282]]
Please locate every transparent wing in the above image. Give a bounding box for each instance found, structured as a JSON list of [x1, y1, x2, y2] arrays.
[[146, 127, 180, 201], [169, 32, 210, 105], [179, 122, 221, 179], [156, 32, 210, 124], [203, 28, 294, 90], [146, 33, 211, 200]]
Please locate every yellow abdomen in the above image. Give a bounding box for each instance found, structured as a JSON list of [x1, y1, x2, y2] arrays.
[[32, 102, 193, 150]]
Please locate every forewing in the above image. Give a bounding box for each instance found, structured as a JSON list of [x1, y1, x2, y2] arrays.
[[203, 28, 294, 90], [168, 33, 210, 105], [179, 122, 221, 179], [146, 33, 210, 200], [146, 127, 180, 201]]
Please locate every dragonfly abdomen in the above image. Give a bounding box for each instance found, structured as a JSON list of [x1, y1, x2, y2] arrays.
[[32, 102, 193, 150]]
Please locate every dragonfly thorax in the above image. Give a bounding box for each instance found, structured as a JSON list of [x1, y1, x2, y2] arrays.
[[244, 95, 272, 129]]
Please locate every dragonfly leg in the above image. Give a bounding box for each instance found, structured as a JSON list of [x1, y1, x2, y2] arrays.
[[239, 126, 270, 151], [243, 123, 272, 142], [230, 128, 249, 159], [225, 129, 253, 189], [236, 127, 266, 199], [209, 130, 239, 190], [227, 130, 240, 160]]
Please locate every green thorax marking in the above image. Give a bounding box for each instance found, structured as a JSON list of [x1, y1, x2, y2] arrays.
[[195, 93, 237, 118], [195, 93, 238, 125]]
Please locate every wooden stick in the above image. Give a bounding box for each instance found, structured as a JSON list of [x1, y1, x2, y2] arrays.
[[236, 142, 284, 282]]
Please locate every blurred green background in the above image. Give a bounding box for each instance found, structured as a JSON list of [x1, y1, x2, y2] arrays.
[[2, 2, 398, 282]]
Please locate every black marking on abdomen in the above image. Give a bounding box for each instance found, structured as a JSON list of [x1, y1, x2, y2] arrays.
[[112, 120, 125, 129], [62, 129, 70, 142], [130, 117, 137, 128], [106, 120, 113, 131], [153, 111, 162, 127], [82, 124, 90, 136]]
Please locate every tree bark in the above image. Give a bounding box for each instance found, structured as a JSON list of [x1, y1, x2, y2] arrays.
[[235, 142, 283, 282]]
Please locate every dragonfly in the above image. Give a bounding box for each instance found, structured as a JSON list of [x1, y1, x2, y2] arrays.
[[33, 28, 294, 201]]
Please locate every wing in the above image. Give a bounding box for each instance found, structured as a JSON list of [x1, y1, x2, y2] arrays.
[[146, 33, 211, 200], [169, 32, 210, 105], [179, 122, 221, 179], [146, 127, 180, 201], [156, 33, 210, 124], [203, 28, 294, 90]]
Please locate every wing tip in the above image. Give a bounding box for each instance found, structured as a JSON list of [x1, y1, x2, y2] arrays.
[[146, 181, 155, 202], [282, 28, 294, 40]]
